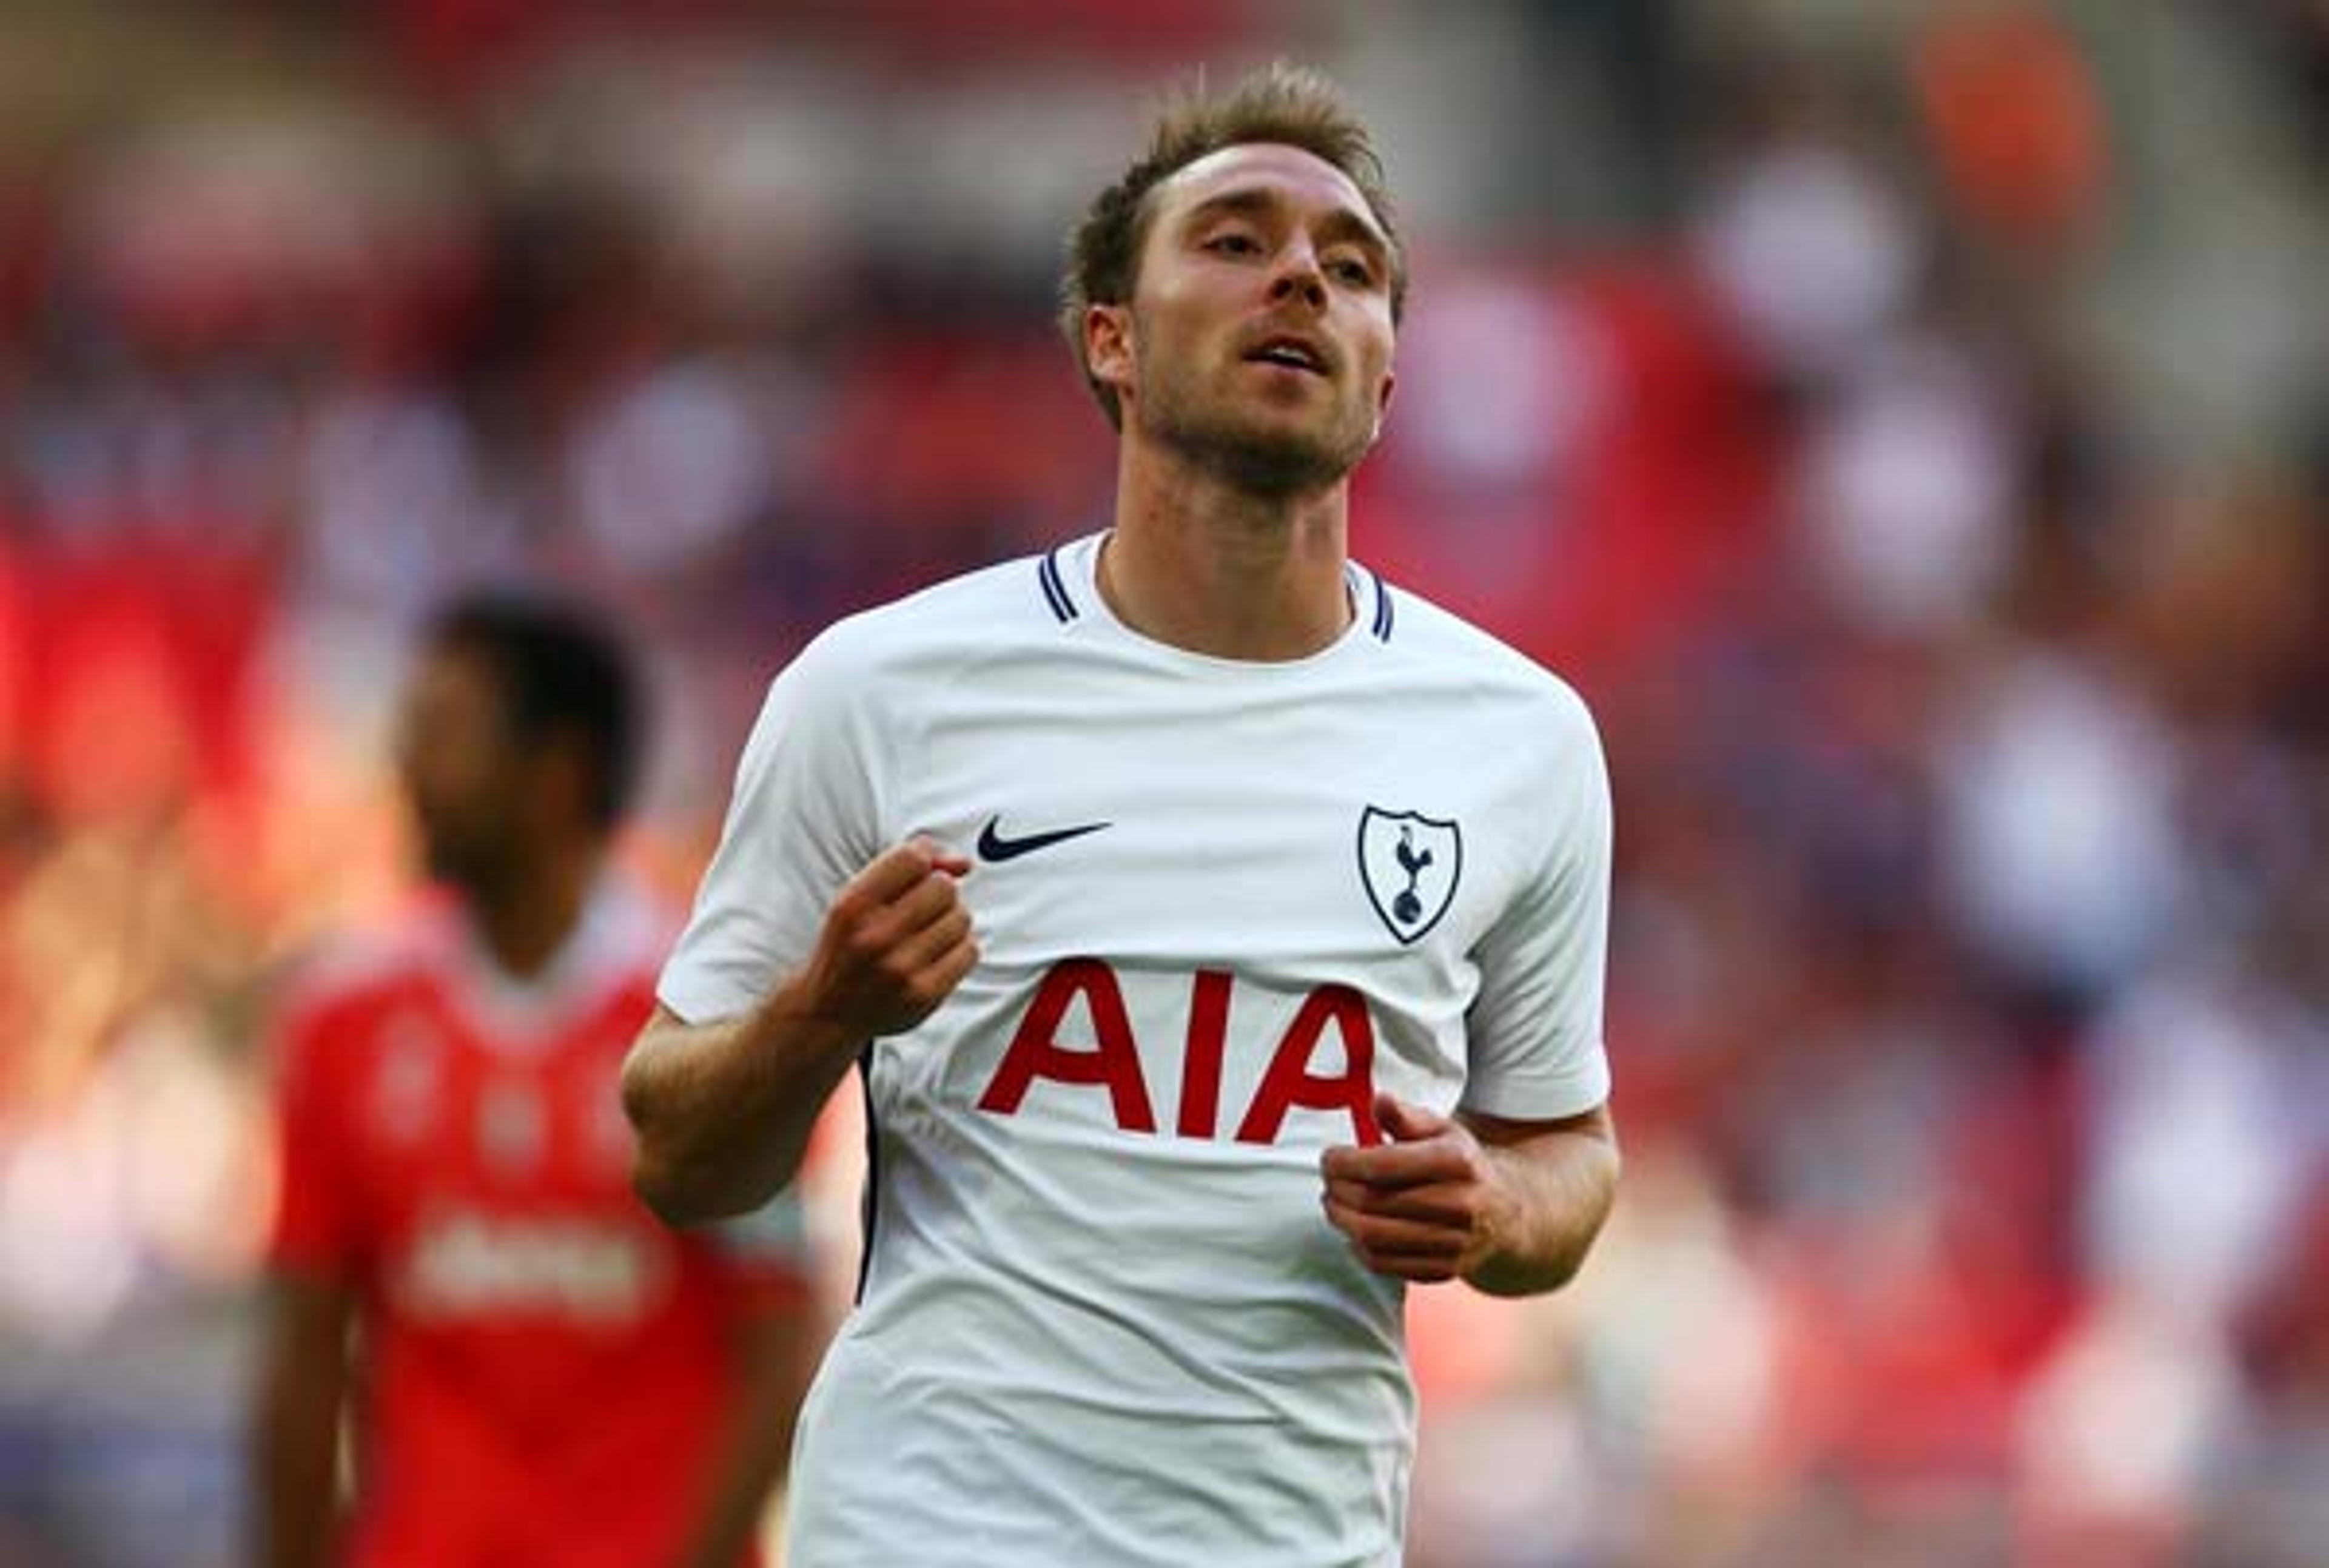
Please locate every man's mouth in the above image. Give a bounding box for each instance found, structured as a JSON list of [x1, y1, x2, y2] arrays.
[[1245, 335, 1330, 376]]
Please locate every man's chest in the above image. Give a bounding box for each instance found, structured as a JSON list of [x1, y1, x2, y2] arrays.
[[334, 987, 677, 1321], [898, 691, 1517, 969], [875, 690, 1542, 1149], [337, 990, 643, 1212]]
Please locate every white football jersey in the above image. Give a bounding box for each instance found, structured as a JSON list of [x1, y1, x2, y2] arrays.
[[660, 531, 1612, 1567]]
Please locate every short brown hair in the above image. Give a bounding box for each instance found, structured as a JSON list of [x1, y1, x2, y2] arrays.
[[1059, 61, 1408, 429]]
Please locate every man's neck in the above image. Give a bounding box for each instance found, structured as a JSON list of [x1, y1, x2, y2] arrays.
[[1102, 445, 1354, 661], [466, 845, 600, 980]]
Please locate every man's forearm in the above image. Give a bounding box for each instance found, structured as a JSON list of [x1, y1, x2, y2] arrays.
[[623, 986, 863, 1225], [254, 1375, 341, 1568], [250, 1280, 351, 1568], [1464, 1109, 1621, 1297]]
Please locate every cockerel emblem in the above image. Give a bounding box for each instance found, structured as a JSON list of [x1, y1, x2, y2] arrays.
[[1357, 807, 1462, 944]]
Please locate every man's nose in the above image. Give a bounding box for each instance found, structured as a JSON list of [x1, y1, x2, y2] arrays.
[[1268, 246, 1328, 311]]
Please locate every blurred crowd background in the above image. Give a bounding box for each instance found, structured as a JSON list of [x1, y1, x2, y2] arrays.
[[2, 1, 2327, 1564]]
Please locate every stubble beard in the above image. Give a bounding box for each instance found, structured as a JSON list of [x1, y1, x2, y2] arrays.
[[1138, 360, 1375, 502]]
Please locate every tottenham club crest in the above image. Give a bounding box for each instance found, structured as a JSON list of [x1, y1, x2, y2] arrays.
[[1357, 807, 1462, 944]]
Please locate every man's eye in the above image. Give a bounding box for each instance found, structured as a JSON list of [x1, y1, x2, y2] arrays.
[[1331, 258, 1376, 286], [1206, 233, 1261, 255]]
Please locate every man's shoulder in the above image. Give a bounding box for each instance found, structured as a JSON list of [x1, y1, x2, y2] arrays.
[[267, 909, 452, 1079], [280, 915, 435, 1008], [805, 540, 1089, 672]]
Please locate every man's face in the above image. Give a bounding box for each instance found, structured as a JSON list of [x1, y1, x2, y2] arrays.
[[1095, 143, 1399, 496], [394, 647, 528, 895]]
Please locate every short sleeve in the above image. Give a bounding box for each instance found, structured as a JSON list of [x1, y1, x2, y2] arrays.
[[1460, 696, 1613, 1121], [658, 629, 888, 1025], [266, 1003, 362, 1279]]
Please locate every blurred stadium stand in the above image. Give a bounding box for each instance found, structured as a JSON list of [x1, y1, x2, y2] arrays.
[[2, 2, 2327, 1564]]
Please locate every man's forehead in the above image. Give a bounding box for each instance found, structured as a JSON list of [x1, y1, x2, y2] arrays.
[[1155, 143, 1380, 232]]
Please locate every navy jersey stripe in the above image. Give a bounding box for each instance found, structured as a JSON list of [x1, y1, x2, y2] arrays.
[[1036, 557, 1070, 621], [1367, 567, 1394, 640], [1038, 548, 1078, 622]]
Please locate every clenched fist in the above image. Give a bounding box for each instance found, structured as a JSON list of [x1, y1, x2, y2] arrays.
[[796, 837, 980, 1040], [1320, 1093, 1513, 1285]]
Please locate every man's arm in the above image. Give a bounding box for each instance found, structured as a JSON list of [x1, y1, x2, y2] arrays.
[[1320, 1094, 1619, 1297], [674, 1296, 827, 1568], [249, 1271, 354, 1568], [623, 839, 976, 1225]]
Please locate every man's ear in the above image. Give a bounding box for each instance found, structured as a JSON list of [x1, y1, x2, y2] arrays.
[[1086, 303, 1134, 401]]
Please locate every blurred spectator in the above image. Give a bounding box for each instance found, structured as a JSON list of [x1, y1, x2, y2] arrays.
[[1910, 1, 2110, 266]]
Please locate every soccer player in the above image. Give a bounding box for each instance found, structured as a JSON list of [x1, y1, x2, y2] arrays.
[[252, 596, 821, 1568], [622, 62, 1619, 1567]]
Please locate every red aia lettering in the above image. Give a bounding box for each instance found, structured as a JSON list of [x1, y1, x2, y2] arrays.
[[980, 962, 1380, 1146], [975, 957, 1157, 1132], [1175, 969, 1233, 1138], [1236, 984, 1382, 1147]]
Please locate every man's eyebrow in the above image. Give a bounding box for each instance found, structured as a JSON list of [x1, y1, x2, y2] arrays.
[[1181, 186, 1392, 259]]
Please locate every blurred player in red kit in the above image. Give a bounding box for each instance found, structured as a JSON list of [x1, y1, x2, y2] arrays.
[[250, 594, 822, 1568]]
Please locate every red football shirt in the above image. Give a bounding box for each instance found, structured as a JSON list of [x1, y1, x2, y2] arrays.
[[268, 881, 809, 1568]]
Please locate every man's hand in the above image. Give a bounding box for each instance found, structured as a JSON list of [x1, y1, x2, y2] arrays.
[[1320, 1093, 1511, 1285], [1322, 1093, 1619, 1296], [793, 837, 979, 1040]]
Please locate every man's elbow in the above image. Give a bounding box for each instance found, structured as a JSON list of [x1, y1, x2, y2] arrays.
[[623, 1107, 682, 1225], [631, 1148, 790, 1229], [1538, 1209, 1613, 1294], [629, 1145, 718, 1229], [620, 1046, 711, 1226], [621, 1065, 778, 1227]]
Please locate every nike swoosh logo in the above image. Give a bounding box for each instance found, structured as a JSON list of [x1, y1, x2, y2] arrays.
[[976, 816, 1112, 863]]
